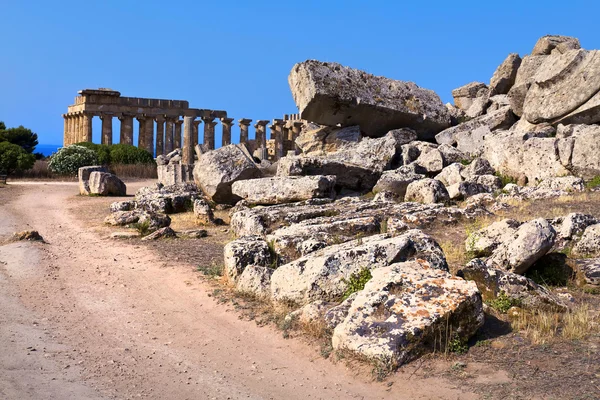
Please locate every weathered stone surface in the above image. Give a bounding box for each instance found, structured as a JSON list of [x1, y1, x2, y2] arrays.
[[567, 124, 600, 179], [288, 300, 338, 326], [324, 294, 358, 329], [554, 213, 597, 240], [135, 183, 199, 214], [531, 35, 581, 56], [288, 60, 451, 139], [137, 212, 171, 232], [231, 175, 336, 205], [109, 201, 134, 213], [447, 175, 501, 200], [157, 164, 193, 186], [452, 82, 489, 111], [461, 158, 495, 179], [490, 53, 522, 95], [88, 171, 126, 196], [110, 231, 140, 240], [78, 165, 108, 195], [488, 95, 511, 112], [401, 141, 438, 165], [332, 261, 484, 365], [573, 224, 600, 257], [435, 163, 464, 187], [141, 226, 177, 241], [458, 259, 568, 312], [438, 144, 467, 166], [435, 107, 516, 147], [193, 198, 215, 225], [465, 96, 491, 119], [295, 125, 361, 154], [179, 229, 208, 239], [373, 166, 426, 199], [223, 236, 272, 282], [523, 49, 600, 124], [235, 265, 274, 298], [266, 215, 382, 264], [537, 176, 585, 192], [405, 179, 449, 204], [508, 55, 548, 117], [277, 131, 405, 191], [509, 118, 557, 139], [193, 144, 261, 204], [12, 231, 44, 242], [104, 210, 140, 226], [270, 231, 448, 305], [487, 218, 556, 274], [465, 219, 522, 258], [573, 259, 600, 287]]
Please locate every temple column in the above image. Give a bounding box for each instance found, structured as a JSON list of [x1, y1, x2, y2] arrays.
[[254, 120, 269, 149], [136, 116, 146, 150], [119, 114, 134, 145], [74, 114, 82, 143], [62, 114, 68, 145], [220, 117, 234, 146], [100, 113, 113, 145], [291, 121, 303, 140], [165, 117, 175, 153], [192, 120, 201, 148], [155, 116, 165, 156], [174, 119, 183, 149], [201, 117, 216, 150], [272, 119, 285, 160], [183, 116, 195, 165], [82, 113, 93, 143], [238, 118, 252, 144], [144, 117, 154, 155]]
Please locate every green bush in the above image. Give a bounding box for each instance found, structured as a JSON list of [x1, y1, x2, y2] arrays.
[[74, 142, 111, 165], [342, 268, 372, 300], [585, 175, 600, 190], [487, 292, 521, 313], [48, 145, 99, 175], [109, 144, 154, 165], [0, 142, 36, 175]]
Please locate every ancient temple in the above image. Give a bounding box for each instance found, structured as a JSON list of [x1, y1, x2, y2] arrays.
[[62, 88, 302, 162]]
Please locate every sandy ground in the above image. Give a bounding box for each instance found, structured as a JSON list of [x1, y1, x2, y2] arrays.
[[0, 181, 483, 400]]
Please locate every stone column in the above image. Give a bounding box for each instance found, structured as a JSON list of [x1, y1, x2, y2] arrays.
[[192, 120, 201, 148], [183, 116, 195, 165], [272, 119, 285, 160], [74, 114, 82, 143], [254, 120, 269, 149], [165, 117, 175, 153], [62, 114, 68, 145], [202, 117, 216, 150], [100, 114, 113, 145], [174, 119, 183, 149], [144, 117, 154, 155], [238, 118, 252, 144], [119, 114, 134, 145], [220, 117, 234, 146], [82, 113, 93, 143], [291, 121, 303, 140], [155, 116, 165, 156], [137, 116, 146, 150]]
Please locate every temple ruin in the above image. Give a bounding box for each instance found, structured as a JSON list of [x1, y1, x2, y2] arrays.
[[63, 88, 302, 163]]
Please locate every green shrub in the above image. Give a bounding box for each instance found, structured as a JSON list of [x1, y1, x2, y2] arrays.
[[495, 172, 518, 187], [447, 336, 469, 354], [488, 292, 521, 313], [109, 144, 154, 165], [0, 142, 36, 175], [48, 145, 99, 175], [74, 142, 111, 164], [585, 175, 600, 190], [342, 268, 372, 299]]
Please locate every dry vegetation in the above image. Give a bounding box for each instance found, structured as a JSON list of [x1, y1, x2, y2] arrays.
[[9, 159, 157, 180]]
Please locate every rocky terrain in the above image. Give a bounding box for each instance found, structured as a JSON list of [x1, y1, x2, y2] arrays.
[[97, 34, 600, 385]]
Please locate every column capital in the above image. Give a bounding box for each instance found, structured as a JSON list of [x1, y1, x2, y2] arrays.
[[192, 119, 202, 127], [201, 116, 215, 123], [272, 118, 285, 126], [238, 118, 252, 125], [220, 117, 234, 124], [154, 115, 166, 123], [174, 119, 184, 126], [254, 120, 269, 128], [136, 115, 147, 121], [99, 113, 113, 120]]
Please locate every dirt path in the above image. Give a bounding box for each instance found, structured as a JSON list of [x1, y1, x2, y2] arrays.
[[0, 182, 479, 399]]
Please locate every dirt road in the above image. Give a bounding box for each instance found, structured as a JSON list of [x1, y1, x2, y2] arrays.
[[0, 181, 478, 399]]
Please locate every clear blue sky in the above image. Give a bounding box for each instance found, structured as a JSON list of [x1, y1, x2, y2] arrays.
[[1, 0, 599, 146]]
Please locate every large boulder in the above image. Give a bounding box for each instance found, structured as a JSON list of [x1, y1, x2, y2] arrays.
[[507, 55, 548, 117], [236, 265, 274, 298], [231, 175, 336, 205], [435, 163, 464, 187], [487, 218, 556, 274], [489, 53, 522, 95], [270, 231, 448, 305], [193, 144, 261, 204], [573, 259, 600, 288], [465, 219, 522, 257], [295, 125, 361, 154], [277, 131, 406, 191], [135, 183, 200, 214], [332, 261, 484, 365], [573, 224, 600, 257], [78, 166, 108, 195], [405, 178, 449, 204], [223, 236, 272, 282], [452, 82, 489, 111], [88, 171, 126, 196], [458, 259, 568, 312], [288, 60, 451, 139], [531, 35, 581, 56], [374, 166, 426, 200]]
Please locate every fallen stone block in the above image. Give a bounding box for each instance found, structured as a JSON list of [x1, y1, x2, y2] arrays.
[[231, 175, 336, 205]]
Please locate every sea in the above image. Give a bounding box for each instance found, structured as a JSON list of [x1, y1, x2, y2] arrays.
[[36, 144, 62, 156]]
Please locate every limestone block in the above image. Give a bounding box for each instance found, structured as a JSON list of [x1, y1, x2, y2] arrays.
[[489, 53, 522, 95], [78, 165, 107, 195], [88, 171, 126, 196], [223, 236, 272, 283], [405, 178, 449, 204], [231, 175, 336, 205]]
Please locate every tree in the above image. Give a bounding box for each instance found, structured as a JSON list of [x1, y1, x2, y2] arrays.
[[0, 142, 36, 175], [0, 121, 6, 130], [0, 125, 39, 154], [48, 145, 99, 175]]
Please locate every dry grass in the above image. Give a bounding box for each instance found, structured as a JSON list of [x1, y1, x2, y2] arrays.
[[9, 160, 71, 180], [9, 160, 157, 180], [510, 304, 598, 345], [109, 163, 157, 179]]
